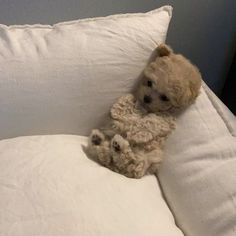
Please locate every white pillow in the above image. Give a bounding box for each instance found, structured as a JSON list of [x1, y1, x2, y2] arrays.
[[158, 84, 236, 236], [0, 134, 184, 236], [0, 5, 172, 140]]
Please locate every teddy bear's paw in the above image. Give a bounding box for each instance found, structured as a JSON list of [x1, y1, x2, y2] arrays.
[[90, 129, 105, 146], [112, 139, 121, 152], [111, 134, 129, 153]]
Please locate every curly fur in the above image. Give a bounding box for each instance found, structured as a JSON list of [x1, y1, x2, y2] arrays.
[[86, 44, 202, 178]]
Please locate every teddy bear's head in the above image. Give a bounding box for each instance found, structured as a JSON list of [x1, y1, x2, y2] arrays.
[[135, 44, 202, 113]]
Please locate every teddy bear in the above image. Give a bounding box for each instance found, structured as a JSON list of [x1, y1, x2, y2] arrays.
[[86, 44, 202, 178]]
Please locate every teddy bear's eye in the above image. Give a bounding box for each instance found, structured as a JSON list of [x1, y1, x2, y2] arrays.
[[147, 80, 153, 87], [160, 94, 169, 102]]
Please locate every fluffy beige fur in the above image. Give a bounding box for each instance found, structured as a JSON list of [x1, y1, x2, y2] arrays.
[[86, 44, 202, 178]]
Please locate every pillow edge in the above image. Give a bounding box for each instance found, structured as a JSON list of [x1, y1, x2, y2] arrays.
[[0, 5, 173, 30]]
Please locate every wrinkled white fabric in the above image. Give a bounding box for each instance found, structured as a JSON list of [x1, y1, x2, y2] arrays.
[[158, 85, 236, 236], [0, 6, 172, 139], [0, 135, 184, 236]]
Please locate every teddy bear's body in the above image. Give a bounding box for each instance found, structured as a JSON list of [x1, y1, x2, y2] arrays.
[[87, 94, 175, 178]]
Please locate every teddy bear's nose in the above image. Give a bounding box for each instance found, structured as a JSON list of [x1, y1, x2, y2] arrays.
[[143, 95, 152, 104]]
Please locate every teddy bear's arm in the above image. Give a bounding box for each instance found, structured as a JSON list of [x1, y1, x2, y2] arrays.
[[110, 94, 139, 120], [127, 129, 154, 144], [126, 115, 176, 144]]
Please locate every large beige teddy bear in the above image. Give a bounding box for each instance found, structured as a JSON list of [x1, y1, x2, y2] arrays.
[[86, 44, 202, 178]]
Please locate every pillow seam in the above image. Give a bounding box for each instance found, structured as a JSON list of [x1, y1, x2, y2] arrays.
[[202, 83, 236, 137]]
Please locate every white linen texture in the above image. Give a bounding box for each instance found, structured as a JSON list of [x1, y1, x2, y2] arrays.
[[158, 83, 236, 236]]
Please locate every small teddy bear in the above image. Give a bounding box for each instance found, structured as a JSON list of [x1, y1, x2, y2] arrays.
[[86, 44, 202, 178], [87, 94, 175, 178]]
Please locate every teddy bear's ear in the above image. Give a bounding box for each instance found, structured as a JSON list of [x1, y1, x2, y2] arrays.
[[157, 44, 173, 57]]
